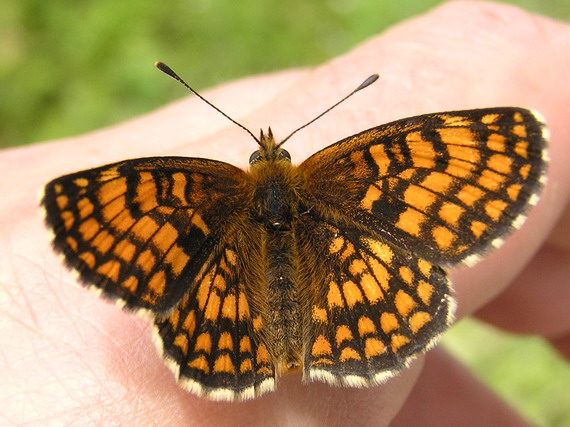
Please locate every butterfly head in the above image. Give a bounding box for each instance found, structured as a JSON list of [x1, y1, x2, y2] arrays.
[[249, 127, 291, 165]]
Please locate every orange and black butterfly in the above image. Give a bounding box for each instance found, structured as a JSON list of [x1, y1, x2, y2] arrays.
[[41, 63, 548, 401]]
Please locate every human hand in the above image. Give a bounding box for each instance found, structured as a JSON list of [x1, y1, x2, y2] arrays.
[[1, 2, 569, 425]]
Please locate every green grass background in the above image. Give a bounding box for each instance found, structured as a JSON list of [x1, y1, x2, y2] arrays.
[[1, 0, 569, 424]]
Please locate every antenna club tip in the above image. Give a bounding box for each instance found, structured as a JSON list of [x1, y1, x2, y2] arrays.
[[356, 74, 379, 91], [155, 61, 169, 71], [155, 62, 178, 80]]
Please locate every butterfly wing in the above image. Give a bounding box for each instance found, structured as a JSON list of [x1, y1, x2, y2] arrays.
[[153, 224, 276, 400], [42, 157, 247, 312], [296, 215, 452, 385], [43, 156, 278, 399], [296, 107, 547, 384], [299, 107, 548, 266]]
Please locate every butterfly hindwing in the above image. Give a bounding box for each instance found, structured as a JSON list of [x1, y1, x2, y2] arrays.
[[42, 157, 247, 311], [153, 236, 276, 401], [299, 107, 547, 266], [296, 213, 452, 385]]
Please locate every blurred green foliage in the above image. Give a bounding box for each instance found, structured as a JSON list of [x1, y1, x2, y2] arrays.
[[0, 0, 568, 148], [1, 0, 569, 424]]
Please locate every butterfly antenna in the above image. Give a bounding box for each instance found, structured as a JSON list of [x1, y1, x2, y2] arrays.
[[155, 61, 261, 145], [276, 74, 379, 148]]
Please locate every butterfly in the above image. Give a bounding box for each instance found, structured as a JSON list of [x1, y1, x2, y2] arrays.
[[41, 63, 548, 401]]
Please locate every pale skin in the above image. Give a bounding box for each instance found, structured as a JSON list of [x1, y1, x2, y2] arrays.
[[1, 1, 569, 425]]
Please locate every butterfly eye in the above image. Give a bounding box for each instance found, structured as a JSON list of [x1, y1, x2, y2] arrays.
[[249, 150, 262, 164], [277, 149, 291, 162]]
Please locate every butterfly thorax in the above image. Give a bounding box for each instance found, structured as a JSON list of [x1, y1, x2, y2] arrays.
[[248, 129, 301, 230], [249, 163, 300, 230], [246, 130, 305, 372]]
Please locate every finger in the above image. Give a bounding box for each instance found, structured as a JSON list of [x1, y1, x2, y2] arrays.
[[392, 348, 526, 426]]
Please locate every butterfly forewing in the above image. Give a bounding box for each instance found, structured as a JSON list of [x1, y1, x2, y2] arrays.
[[299, 107, 547, 266], [42, 157, 247, 311]]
